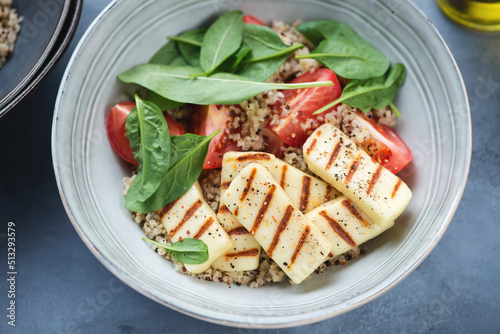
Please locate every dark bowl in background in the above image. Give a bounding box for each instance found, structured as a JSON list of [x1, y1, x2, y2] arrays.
[[0, 0, 82, 119]]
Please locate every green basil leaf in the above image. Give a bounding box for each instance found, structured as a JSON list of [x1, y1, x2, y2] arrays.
[[314, 63, 406, 114], [236, 23, 304, 82], [296, 38, 390, 79], [199, 10, 244, 74], [125, 96, 171, 202], [118, 64, 333, 105], [143, 238, 209, 264], [125, 130, 220, 212], [149, 40, 180, 65]]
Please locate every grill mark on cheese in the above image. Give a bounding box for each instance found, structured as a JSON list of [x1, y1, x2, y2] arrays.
[[227, 226, 250, 236], [392, 179, 402, 199], [169, 200, 202, 238], [193, 217, 214, 239], [221, 181, 231, 190], [367, 165, 383, 195], [326, 141, 342, 170], [290, 226, 311, 267], [225, 248, 259, 258], [341, 199, 370, 227], [218, 204, 231, 214], [267, 205, 294, 257], [159, 198, 180, 219], [234, 207, 239, 217], [250, 184, 277, 235], [299, 176, 312, 212], [326, 185, 334, 202], [318, 210, 356, 247], [305, 138, 317, 156], [236, 153, 271, 161], [345, 155, 361, 185], [240, 167, 257, 202], [279, 164, 288, 189]]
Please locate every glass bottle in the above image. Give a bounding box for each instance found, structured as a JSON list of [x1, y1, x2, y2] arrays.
[[436, 0, 500, 31]]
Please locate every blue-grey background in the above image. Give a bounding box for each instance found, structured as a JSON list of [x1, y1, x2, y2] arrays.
[[1, 0, 499, 333]]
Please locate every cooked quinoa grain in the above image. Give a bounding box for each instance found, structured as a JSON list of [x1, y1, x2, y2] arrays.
[[0, 0, 21, 69]]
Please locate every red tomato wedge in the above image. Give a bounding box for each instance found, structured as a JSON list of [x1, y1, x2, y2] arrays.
[[352, 112, 413, 174], [261, 127, 287, 158], [243, 14, 266, 26], [190, 104, 242, 169], [106, 102, 185, 165], [268, 68, 342, 146]]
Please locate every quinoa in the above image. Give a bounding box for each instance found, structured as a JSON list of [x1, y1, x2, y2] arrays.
[[123, 20, 398, 287], [0, 0, 21, 69]]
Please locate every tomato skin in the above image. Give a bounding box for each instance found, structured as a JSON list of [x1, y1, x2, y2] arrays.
[[268, 68, 342, 146], [243, 15, 266, 26], [261, 127, 287, 158], [164, 113, 185, 136], [352, 112, 413, 174], [106, 102, 185, 165], [190, 104, 242, 169], [107, 102, 138, 165]]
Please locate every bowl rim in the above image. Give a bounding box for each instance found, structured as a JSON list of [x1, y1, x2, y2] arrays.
[[0, 0, 72, 118], [52, 0, 472, 328], [0, 0, 83, 120]]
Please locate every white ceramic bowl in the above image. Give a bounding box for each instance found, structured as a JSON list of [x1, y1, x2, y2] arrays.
[[52, 0, 471, 328]]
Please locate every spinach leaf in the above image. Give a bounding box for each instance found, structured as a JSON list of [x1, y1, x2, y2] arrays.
[[297, 20, 359, 44], [296, 38, 390, 79], [148, 41, 186, 109], [149, 40, 180, 65], [219, 41, 251, 72], [296, 20, 390, 79], [169, 55, 189, 67], [142, 238, 209, 264], [199, 10, 244, 74], [236, 23, 304, 82], [125, 130, 220, 212], [314, 63, 406, 114], [125, 96, 171, 202], [146, 91, 184, 111], [118, 63, 334, 105], [174, 29, 206, 67], [168, 28, 206, 47]]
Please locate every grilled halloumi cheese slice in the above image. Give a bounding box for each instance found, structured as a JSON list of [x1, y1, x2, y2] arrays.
[[221, 152, 276, 195], [214, 152, 275, 271], [303, 123, 412, 228], [159, 182, 232, 274], [211, 216, 262, 271], [271, 158, 340, 213], [222, 151, 339, 213], [306, 196, 394, 257], [214, 151, 339, 271], [224, 163, 332, 284]]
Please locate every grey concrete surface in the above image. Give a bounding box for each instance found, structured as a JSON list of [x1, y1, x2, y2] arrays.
[[1, 0, 499, 333]]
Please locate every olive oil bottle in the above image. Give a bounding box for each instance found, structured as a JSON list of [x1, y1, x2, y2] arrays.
[[436, 0, 500, 31]]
